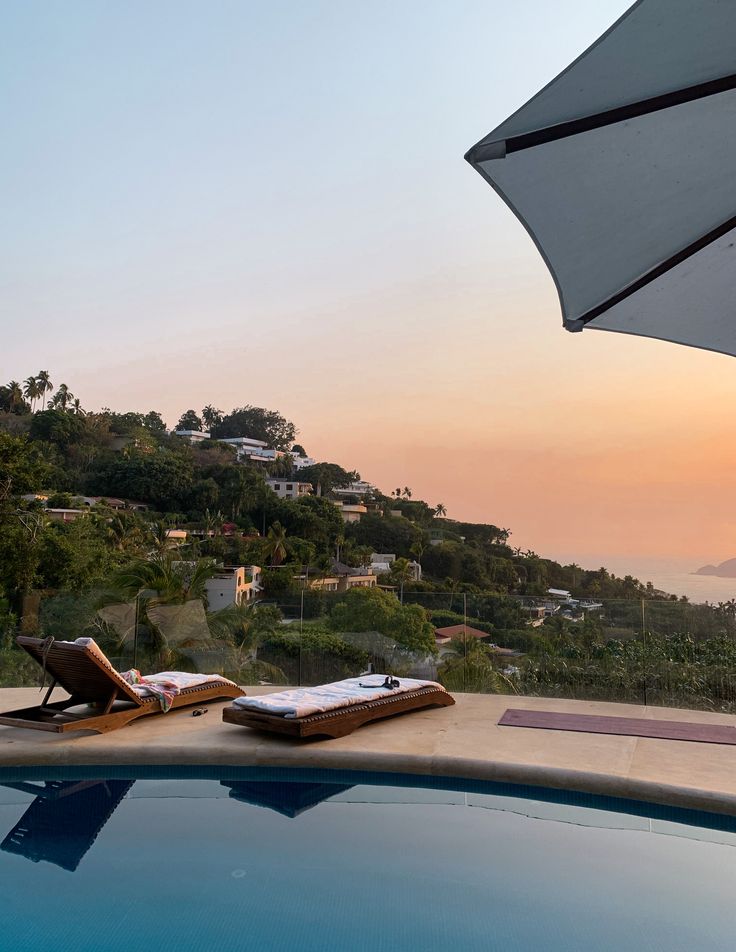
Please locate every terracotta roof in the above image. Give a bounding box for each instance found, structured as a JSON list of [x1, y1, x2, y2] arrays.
[[434, 624, 518, 655], [434, 624, 488, 640]]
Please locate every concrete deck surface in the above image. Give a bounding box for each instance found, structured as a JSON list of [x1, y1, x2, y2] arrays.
[[1, 687, 735, 815]]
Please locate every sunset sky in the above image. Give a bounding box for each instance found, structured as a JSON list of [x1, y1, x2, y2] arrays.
[[3, 0, 736, 575]]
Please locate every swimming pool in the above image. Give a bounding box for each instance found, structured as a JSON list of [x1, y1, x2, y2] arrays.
[[1, 768, 735, 952]]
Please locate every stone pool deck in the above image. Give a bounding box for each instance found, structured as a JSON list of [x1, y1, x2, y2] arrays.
[[1, 687, 735, 815]]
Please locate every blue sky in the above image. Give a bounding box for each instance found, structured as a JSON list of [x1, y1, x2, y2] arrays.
[[2, 0, 631, 360]]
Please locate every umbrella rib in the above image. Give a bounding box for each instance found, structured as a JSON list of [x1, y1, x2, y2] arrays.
[[568, 213, 736, 330], [469, 73, 736, 162]]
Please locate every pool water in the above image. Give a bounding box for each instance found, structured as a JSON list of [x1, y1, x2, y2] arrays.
[[1, 769, 735, 952]]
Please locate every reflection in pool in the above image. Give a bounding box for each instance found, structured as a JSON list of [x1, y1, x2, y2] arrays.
[[1, 770, 735, 952]]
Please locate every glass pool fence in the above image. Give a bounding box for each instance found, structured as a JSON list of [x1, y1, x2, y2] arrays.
[[3, 592, 736, 713]]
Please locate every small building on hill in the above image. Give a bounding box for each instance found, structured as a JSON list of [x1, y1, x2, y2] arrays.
[[174, 429, 211, 444], [266, 478, 313, 500], [434, 624, 520, 657], [332, 500, 367, 523], [434, 623, 489, 646], [204, 565, 262, 608], [46, 508, 88, 524]]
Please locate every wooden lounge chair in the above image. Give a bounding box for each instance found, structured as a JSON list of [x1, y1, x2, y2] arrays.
[[0, 636, 244, 735], [223, 684, 454, 739]]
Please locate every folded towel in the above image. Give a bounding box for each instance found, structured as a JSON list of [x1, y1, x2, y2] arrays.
[[121, 669, 237, 711], [231, 676, 444, 719]]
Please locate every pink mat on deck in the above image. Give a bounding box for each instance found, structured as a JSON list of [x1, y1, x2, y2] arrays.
[[498, 708, 736, 745]]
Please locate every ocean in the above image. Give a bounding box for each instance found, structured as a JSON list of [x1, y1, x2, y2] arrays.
[[556, 555, 736, 604], [642, 571, 736, 604]]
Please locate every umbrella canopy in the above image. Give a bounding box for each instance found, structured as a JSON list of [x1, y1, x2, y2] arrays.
[[465, 0, 736, 357]]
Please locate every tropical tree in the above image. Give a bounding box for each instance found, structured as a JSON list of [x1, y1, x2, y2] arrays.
[[6, 381, 25, 413], [438, 637, 517, 694], [210, 405, 296, 450], [294, 462, 357, 495], [112, 553, 217, 604], [36, 370, 53, 407], [266, 453, 295, 479], [334, 531, 345, 564], [50, 384, 73, 411], [23, 377, 42, 413], [263, 522, 289, 566], [149, 521, 174, 554], [142, 410, 166, 432], [69, 398, 85, 416], [329, 587, 435, 654], [409, 540, 425, 567], [434, 503, 447, 517], [201, 405, 223, 431], [103, 513, 146, 553], [390, 557, 415, 604], [217, 465, 265, 519], [176, 409, 202, 431], [206, 601, 286, 684]]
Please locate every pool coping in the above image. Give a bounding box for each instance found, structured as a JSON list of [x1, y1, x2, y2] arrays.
[[2, 687, 736, 817]]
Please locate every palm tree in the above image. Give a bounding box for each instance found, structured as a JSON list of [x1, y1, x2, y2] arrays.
[[220, 466, 260, 520], [409, 541, 425, 568], [23, 376, 42, 413], [113, 553, 217, 604], [202, 508, 224, 539], [263, 522, 289, 566], [434, 503, 447, 518], [445, 576, 460, 612], [402, 486, 412, 499], [149, 521, 174, 553], [50, 383, 73, 410], [206, 601, 287, 684], [6, 380, 24, 412], [97, 510, 146, 554], [69, 397, 85, 415], [391, 557, 415, 604], [267, 453, 295, 479], [201, 405, 222, 431], [438, 636, 518, 695], [36, 370, 53, 407], [107, 554, 219, 670]]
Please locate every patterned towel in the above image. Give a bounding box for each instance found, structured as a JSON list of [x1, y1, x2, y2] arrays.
[[60, 639, 236, 713], [231, 676, 444, 719], [121, 669, 236, 712]]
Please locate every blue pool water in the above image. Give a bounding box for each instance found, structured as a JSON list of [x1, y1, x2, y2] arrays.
[[1, 768, 735, 952]]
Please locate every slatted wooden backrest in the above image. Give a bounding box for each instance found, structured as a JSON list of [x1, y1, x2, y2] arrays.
[[16, 637, 143, 706]]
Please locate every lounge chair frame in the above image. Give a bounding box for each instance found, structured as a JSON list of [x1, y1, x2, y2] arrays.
[[0, 636, 244, 734], [223, 685, 454, 739]]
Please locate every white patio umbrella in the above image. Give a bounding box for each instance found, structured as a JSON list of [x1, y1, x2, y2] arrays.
[[465, 0, 736, 357]]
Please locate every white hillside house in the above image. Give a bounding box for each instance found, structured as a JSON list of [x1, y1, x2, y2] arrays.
[[266, 478, 313, 500], [204, 566, 262, 608]]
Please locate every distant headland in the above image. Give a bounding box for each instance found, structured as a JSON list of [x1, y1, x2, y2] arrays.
[[694, 558, 736, 578]]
